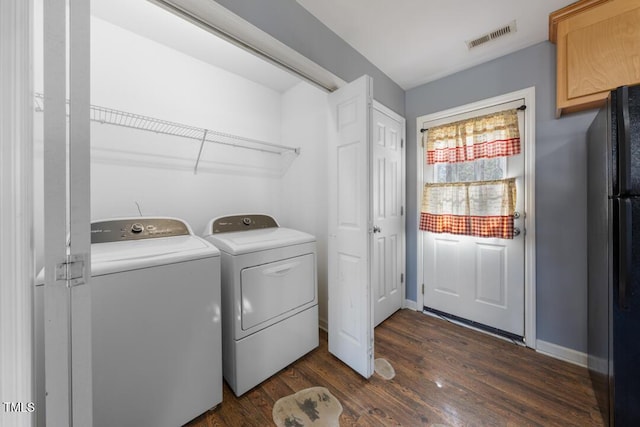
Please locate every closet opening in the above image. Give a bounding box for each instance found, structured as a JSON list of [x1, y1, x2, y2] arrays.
[[33, 0, 331, 424], [34, 0, 330, 321]]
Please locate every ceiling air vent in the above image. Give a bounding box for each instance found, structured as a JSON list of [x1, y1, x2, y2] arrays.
[[466, 20, 517, 49]]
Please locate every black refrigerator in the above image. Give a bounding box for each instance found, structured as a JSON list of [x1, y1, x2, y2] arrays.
[[587, 84, 640, 426]]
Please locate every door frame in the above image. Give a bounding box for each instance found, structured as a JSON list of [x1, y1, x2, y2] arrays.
[[416, 87, 536, 347], [1, 1, 35, 424], [42, 0, 93, 425], [372, 100, 407, 313]]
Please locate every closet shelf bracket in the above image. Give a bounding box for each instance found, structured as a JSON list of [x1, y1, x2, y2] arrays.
[[194, 130, 208, 174]]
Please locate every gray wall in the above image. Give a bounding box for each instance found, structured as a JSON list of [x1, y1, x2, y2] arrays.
[[405, 41, 597, 352], [213, 0, 405, 116]]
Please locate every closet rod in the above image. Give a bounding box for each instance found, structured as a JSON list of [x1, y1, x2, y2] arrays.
[[33, 93, 300, 156]]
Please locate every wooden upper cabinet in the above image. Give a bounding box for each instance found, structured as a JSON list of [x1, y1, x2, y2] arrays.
[[550, 0, 640, 117]]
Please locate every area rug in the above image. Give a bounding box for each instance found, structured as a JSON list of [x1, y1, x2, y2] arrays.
[[374, 358, 395, 380], [272, 386, 342, 427]]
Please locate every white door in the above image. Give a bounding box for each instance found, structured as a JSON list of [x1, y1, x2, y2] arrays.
[[328, 75, 374, 379], [372, 104, 405, 326], [42, 0, 93, 425], [421, 100, 526, 337]]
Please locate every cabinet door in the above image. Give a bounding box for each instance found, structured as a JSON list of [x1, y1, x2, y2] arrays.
[[555, 0, 640, 116], [566, 7, 640, 99]]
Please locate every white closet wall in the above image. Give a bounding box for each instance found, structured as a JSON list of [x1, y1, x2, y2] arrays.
[[280, 82, 329, 327], [89, 17, 283, 227]]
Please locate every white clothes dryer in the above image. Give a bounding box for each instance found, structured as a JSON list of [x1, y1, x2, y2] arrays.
[[35, 217, 222, 427], [202, 214, 318, 396]]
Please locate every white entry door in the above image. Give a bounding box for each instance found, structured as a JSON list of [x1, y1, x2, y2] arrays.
[[372, 104, 405, 327], [328, 75, 374, 379], [421, 100, 526, 337]]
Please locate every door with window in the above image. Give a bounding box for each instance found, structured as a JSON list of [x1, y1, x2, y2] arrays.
[[420, 99, 526, 338]]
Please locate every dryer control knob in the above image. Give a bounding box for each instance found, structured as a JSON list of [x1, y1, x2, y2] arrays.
[[242, 217, 252, 226], [131, 223, 144, 234]]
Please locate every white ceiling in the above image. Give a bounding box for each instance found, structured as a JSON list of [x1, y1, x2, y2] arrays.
[[92, 0, 577, 93], [90, 0, 301, 93], [296, 0, 575, 90]]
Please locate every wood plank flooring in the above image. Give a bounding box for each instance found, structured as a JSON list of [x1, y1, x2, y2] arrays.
[[186, 309, 604, 426]]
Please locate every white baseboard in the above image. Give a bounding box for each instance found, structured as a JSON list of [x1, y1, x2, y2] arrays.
[[536, 339, 588, 368], [319, 317, 328, 332], [403, 299, 418, 311]]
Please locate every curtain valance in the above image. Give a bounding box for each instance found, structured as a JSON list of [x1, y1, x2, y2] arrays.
[[424, 109, 521, 164], [420, 178, 516, 239]]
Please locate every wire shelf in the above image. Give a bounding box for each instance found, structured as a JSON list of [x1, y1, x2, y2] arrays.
[[34, 93, 300, 172]]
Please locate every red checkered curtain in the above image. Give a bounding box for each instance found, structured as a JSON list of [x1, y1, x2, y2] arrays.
[[420, 178, 516, 239], [424, 109, 520, 164]]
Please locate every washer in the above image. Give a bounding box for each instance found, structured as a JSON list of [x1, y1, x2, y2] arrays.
[[35, 217, 222, 427], [202, 214, 318, 396]]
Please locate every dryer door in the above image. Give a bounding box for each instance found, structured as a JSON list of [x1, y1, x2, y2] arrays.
[[240, 253, 316, 332]]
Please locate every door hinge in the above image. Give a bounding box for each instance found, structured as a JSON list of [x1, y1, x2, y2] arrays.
[[422, 284, 425, 294], [55, 254, 87, 287], [401, 138, 404, 148], [401, 206, 404, 216], [401, 273, 404, 283]]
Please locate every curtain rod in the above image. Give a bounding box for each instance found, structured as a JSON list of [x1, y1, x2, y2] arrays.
[[420, 104, 526, 133]]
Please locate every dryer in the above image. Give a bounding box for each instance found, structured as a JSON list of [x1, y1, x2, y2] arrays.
[[202, 214, 318, 396], [35, 217, 222, 427]]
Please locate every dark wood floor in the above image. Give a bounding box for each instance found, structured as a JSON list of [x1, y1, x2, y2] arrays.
[[186, 309, 604, 426]]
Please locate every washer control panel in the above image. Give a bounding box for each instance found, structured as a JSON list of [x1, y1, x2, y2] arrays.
[[211, 214, 278, 234], [91, 218, 190, 243]]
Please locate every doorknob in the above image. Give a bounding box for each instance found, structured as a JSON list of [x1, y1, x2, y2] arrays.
[[513, 227, 521, 237], [372, 225, 381, 233]]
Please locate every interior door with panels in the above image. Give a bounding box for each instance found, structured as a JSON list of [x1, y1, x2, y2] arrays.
[[328, 75, 374, 379], [372, 104, 405, 327]]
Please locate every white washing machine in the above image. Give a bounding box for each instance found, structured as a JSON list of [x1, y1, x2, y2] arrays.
[[35, 217, 222, 427], [202, 214, 318, 396]]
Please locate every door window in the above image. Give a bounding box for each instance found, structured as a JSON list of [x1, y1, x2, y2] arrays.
[[433, 157, 506, 183], [421, 108, 521, 240]]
